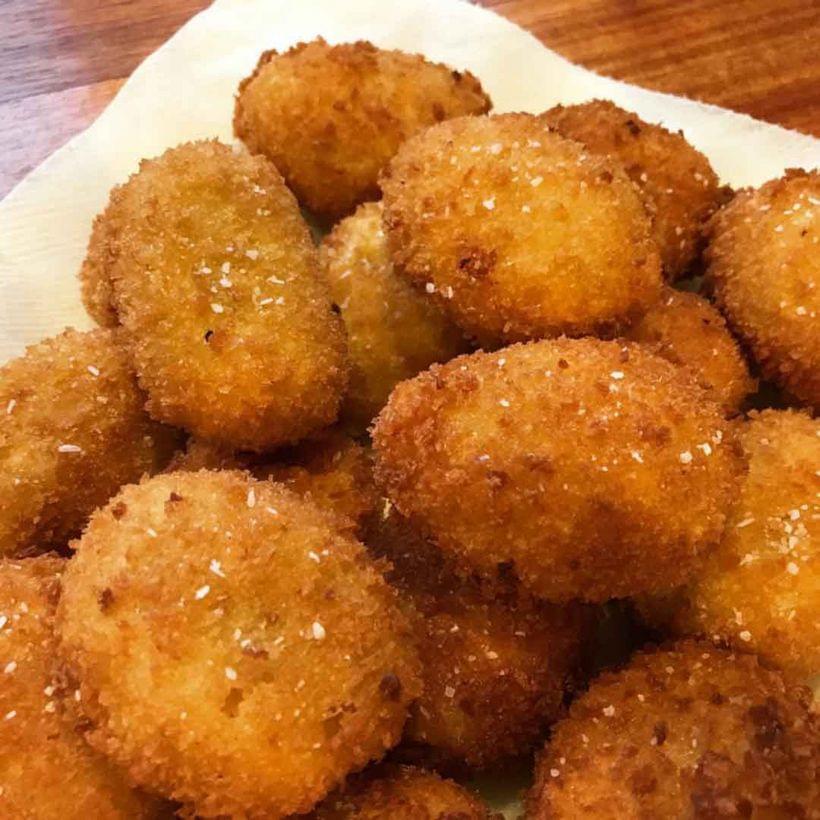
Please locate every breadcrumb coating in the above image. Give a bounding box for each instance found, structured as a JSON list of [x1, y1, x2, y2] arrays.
[[528, 641, 820, 818], [624, 286, 755, 413], [367, 503, 588, 770], [638, 410, 820, 679], [168, 430, 378, 537], [320, 202, 470, 431], [0, 556, 164, 818], [542, 100, 722, 279], [107, 140, 348, 450], [309, 764, 489, 819], [381, 113, 662, 345], [706, 169, 820, 408], [372, 338, 742, 603], [0, 328, 178, 558], [57, 471, 421, 818], [80, 203, 120, 327], [234, 38, 491, 221]]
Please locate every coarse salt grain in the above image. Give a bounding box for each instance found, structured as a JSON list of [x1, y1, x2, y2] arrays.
[[209, 559, 225, 578], [211, 303, 224, 314], [786, 562, 800, 575], [4, 662, 16, 674], [225, 667, 237, 681], [194, 585, 210, 600], [603, 705, 615, 717], [679, 451, 693, 465], [87, 365, 100, 377], [246, 489, 256, 508], [482, 197, 495, 210], [57, 444, 82, 453], [311, 621, 326, 641], [739, 630, 752, 642]]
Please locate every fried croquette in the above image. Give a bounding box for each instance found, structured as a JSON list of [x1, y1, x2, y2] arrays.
[[168, 430, 378, 536], [706, 168, 820, 408], [528, 641, 820, 818], [624, 286, 755, 413], [57, 471, 421, 818], [80, 202, 120, 327], [367, 503, 588, 770], [639, 410, 820, 679], [320, 202, 471, 431], [0, 556, 164, 818], [542, 100, 722, 279], [372, 338, 742, 603], [107, 140, 348, 450], [0, 328, 178, 558], [309, 764, 489, 819], [233, 39, 491, 221], [380, 113, 662, 344]]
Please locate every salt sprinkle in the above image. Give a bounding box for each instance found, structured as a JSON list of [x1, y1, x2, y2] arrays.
[[311, 621, 326, 641], [87, 365, 100, 377], [736, 518, 755, 529], [211, 303, 224, 314], [482, 197, 496, 210], [307, 551, 321, 563], [4, 711, 16, 721], [4, 662, 16, 674], [786, 562, 800, 576], [610, 371, 625, 380], [245, 249, 259, 260], [57, 444, 82, 453], [444, 685, 456, 698], [550, 769, 560, 778], [630, 450, 644, 464], [194, 585, 211, 600], [499, 399, 511, 408], [530, 176, 543, 187], [209, 559, 225, 578], [246, 489, 256, 508], [225, 667, 238, 681], [679, 451, 693, 465], [5, 400, 15, 415], [602, 705, 615, 717], [739, 630, 752, 642], [425, 282, 436, 294]]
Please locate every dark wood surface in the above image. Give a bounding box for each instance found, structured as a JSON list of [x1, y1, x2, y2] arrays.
[[1, 0, 818, 198]]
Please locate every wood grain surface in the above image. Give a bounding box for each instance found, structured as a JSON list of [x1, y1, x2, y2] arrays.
[[0, 0, 818, 198]]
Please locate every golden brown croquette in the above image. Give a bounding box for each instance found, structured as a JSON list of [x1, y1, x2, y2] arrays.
[[367, 503, 588, 770], [706, 169, 820, 408], [372, 338, 742, 603], [57, 471, 421, 818], [233, 39, 491, 221], [0, 328, 178, 558], [542, 100, 722, 279], [0, 556, 164, 818], [381, 114, 663, 345], [320, 202, 471, 431], [528, 641, 820, 818], [638, 410, 820, 679], [107, 140, 348, 451], [310, 764, 489, 819], [624, 286, 755, 413]]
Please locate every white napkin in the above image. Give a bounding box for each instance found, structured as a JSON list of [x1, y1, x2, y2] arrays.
[[0, 0, 818, 364]]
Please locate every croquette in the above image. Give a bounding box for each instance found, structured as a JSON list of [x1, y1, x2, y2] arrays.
[[624, 286, 755, 413], [528, 641, 820, 818], [57, 471, 421, 818], [233, 38, 491, 221], [0, 328, 178, 558], [80, 202, 120, 327], [639, 410, 820, 679], [706, 168, 820, 408], [320, 202, 471, 431], [106, 140, 348, 450], [372, 338, 742, 603], [309, 764, 489, 819], [381, 113, 663, 345], [0, 556, 164, 818], [542, 100, 722, 279], [168, 430, 378, 536], [368, 502, 588, 770]]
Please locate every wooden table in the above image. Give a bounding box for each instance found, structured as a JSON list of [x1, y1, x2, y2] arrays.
[[0, 0, 817, 198]]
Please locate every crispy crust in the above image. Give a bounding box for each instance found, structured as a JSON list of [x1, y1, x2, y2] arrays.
[[528, 641, 820, 818], [233, 39, 491, 221], [705, 169, 820, 408], [108, 139, 348, 450], [542, 100, 722, 279], [624, 286, 756, 413], [0, 556, 164, 818], [169, 429, 379, 537], [320, 202, 471, 431], [0, 328, 179, 557], [381, 114, 662, 344], [80, 205, 121, 327], [367, 503, 589, 770], [57, 471, 421, 818], [372, 338, 742, 603], [638, 409, 820, 679], [310, 764, 490, 819]]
